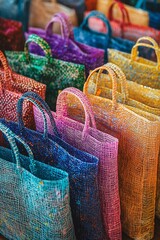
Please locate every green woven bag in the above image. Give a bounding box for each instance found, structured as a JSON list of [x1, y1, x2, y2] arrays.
[[5, 34, 85, 110]]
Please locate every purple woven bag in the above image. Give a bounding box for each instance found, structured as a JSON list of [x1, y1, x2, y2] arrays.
[[25, 12, 104, 76], [33, 87, 122, 240]]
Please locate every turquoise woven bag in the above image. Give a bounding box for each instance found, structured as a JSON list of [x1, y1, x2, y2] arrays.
[[0, 122, 76, 240]]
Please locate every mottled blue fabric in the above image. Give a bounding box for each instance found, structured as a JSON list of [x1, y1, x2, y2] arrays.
[[0, 122, 75, 240], [73, 11, 135, 62], [0, 93, 105, 240]]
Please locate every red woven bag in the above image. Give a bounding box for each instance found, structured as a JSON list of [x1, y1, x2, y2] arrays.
[[0, 51, 46, 129], [108, 1, 160, 43], [0, 17, 25, 51]]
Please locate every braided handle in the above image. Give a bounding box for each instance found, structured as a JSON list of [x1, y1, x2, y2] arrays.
[[56, 87, 96, 139], [0, 121, 36, 173], [83, 65, 118, 109], [81, 10, 112, 40], [108, 1, 130, 25], [45, 12, 74, 40], [131, 37, 160, 68], [17, 92, 60, 138], [24, 34, 52, 64], [0, 51, 12, 89]]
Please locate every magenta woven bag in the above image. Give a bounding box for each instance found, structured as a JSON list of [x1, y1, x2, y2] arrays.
[[33, 87, 122, 240], [25, 13, 104, 76]]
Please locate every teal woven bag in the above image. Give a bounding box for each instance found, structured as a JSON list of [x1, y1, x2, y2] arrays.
[[5, 34, 85, 110], [0, 122, 76, 240]]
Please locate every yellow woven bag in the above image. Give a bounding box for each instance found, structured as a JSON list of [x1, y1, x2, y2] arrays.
[[96, 0, 149, 26], [67, 65, 160, 239], [108, 36, 160, 89], [88, 63, 160, 220]]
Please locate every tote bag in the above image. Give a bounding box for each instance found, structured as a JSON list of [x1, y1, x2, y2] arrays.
[[106, 1, 160, 44], [74, 11, 135, 61], [0, 50, 46, 129], [63, 67, 160, 239], [0, 0, 31, 31], [5, 34, 85, 110], [108, 36, 160, 89], [89, 63, 160, 220], [33, 88, 122, 240], [0, 17, 25, 52], [1, 92, 104, 240], [29, 0, 77, 30], [0, 122, 75, 240], [96, 0, 149, 26], [25, 12, 104, 76]]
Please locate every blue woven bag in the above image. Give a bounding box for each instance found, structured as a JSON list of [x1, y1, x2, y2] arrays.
[[0, 122, 75, 240], [136, 0, 160, 30], [0, 0, 31, 31], [0, 91, 105, 240], [73, 10, 135, 61]]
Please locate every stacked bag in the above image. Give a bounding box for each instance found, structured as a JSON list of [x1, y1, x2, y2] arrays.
[[0, 1, 160, 240]]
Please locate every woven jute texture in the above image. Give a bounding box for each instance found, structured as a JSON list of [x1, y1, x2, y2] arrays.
[[97, 0, 149, 26], [0, 122, 75, 240], [108, 37, 160, 89], [29, 0, 77, 30], [1, 91, 104, 240], [25, 12, 104, 76], [63, 68, 160, 239], [5, 34, 85, 110], [87, 63, 160, 220], [0, 50, 46, 129], [33, 87, 122, 240]]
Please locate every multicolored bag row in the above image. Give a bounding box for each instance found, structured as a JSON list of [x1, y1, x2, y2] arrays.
[[0, 2, 160, 240]]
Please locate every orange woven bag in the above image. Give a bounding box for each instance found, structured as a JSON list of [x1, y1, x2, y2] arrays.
[[66, 65, 160, 239]]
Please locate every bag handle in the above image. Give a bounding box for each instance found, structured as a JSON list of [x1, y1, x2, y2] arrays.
[[0, 122, 36, 173], [0, 51, 13, 89], [83, 66, 118, 109], [46, 12, 74, 40], [108, 1, 131, 25], [24, 34, 52, 64], [80, 11, 112, 46], [17, 92, 60, 139], [94, 63, 129, 102], [131, 37, 160, 69], [56, 87, 96, 139]]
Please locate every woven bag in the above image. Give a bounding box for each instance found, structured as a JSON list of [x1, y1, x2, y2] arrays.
[[64, 66, 160, 239], [0, 0, 31, 31], [88, 63, 160, 115], [29, 0, 77, 30], [1, 92, 104, 240], [106, 1, 160, 44], [0, 17, 25, 51], [25, 12, 104, 76], [108, 37, 160, 89], [0, 51, 46, 129], [74, 11, 135, 62], [0, 122, 75, 240], [96, 0, 149, 26], [88, 63, 160, 222], [5, 34, 85, 110], [33, 88, 122, 240]]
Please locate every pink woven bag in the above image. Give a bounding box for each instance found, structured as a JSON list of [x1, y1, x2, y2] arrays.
[[33, 87, 121, 240]]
